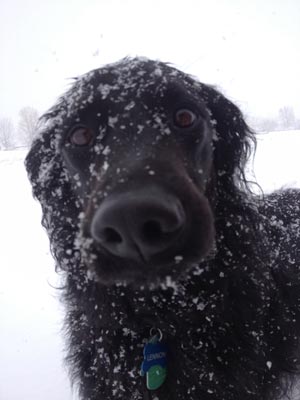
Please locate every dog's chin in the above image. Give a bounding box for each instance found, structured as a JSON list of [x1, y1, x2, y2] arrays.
[[88, 262, 190, 289], [85, 244, 215, 289]]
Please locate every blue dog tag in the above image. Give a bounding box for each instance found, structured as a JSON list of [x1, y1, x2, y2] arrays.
[[141, 331, 168, 390]]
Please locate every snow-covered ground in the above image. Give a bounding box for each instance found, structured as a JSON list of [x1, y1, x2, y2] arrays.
[[0, 130, 299, 400], [254, 130, 300, 192]]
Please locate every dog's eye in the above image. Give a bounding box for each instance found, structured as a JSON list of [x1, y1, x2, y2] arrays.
[[68, 126, 94, 146], [174, 109, 197, 128]]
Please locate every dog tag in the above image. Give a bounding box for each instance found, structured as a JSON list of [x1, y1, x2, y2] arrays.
[[141, 331, 167, 390]]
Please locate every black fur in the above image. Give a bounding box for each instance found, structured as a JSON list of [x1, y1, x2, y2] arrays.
[[25, 58, 300, 399]]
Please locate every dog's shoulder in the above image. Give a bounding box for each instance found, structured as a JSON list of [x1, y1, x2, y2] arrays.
[[259, 189, 300, 271], [261, 189, 300, 223]]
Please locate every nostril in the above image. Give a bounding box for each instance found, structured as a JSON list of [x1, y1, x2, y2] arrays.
[[102, 227, 123, 244], [142, 220, 163, 243]]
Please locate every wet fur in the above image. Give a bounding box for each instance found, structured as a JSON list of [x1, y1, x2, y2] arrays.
[[25, 58, 300, 399]]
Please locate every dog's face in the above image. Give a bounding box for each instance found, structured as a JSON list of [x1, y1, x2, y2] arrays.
[[27, 57, 255, 286], [56, 59, 216, 285]]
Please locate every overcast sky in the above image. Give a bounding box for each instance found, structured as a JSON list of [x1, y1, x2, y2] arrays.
[[1, 0, 300, 122]]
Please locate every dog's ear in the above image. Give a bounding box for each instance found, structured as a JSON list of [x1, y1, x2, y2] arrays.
[[25, 106, 67, 201], [203, 86, 255, 187], [25, 119, 79, 272], [25, 134, 47, 199], [25, 127, 56, 202]]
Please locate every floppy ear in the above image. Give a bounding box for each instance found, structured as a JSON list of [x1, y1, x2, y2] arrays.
[[25, 136, 46, 194], [25, 127, 61, 203], [25, 121, 80, 273], [202, 86, 255, 188]]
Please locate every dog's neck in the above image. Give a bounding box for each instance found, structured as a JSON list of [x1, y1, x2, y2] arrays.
[[86, 262, 226, 335]]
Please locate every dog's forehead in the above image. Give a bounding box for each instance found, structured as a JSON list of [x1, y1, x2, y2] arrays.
[[76, 58, 201, 104], [46, 58, 207, 132]]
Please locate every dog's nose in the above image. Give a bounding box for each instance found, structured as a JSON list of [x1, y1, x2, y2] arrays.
[[91, 188, 186, 262]]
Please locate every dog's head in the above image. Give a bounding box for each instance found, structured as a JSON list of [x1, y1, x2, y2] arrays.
[[25, 57, 253, 286]]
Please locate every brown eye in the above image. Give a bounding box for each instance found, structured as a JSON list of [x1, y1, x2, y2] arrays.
[[174, 109, 197, 128], [68, 126, 94, 146]]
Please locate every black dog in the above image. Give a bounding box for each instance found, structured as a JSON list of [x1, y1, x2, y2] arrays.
[[25, 58, 300, 400]]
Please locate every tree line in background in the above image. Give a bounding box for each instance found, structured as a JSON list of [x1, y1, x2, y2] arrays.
[[0, 105, 299, 150], [247, 106, 299, 133], [0, 107, 39, 150]]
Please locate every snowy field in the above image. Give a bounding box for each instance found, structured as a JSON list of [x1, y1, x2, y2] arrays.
[[0, 130, 299, 400]]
